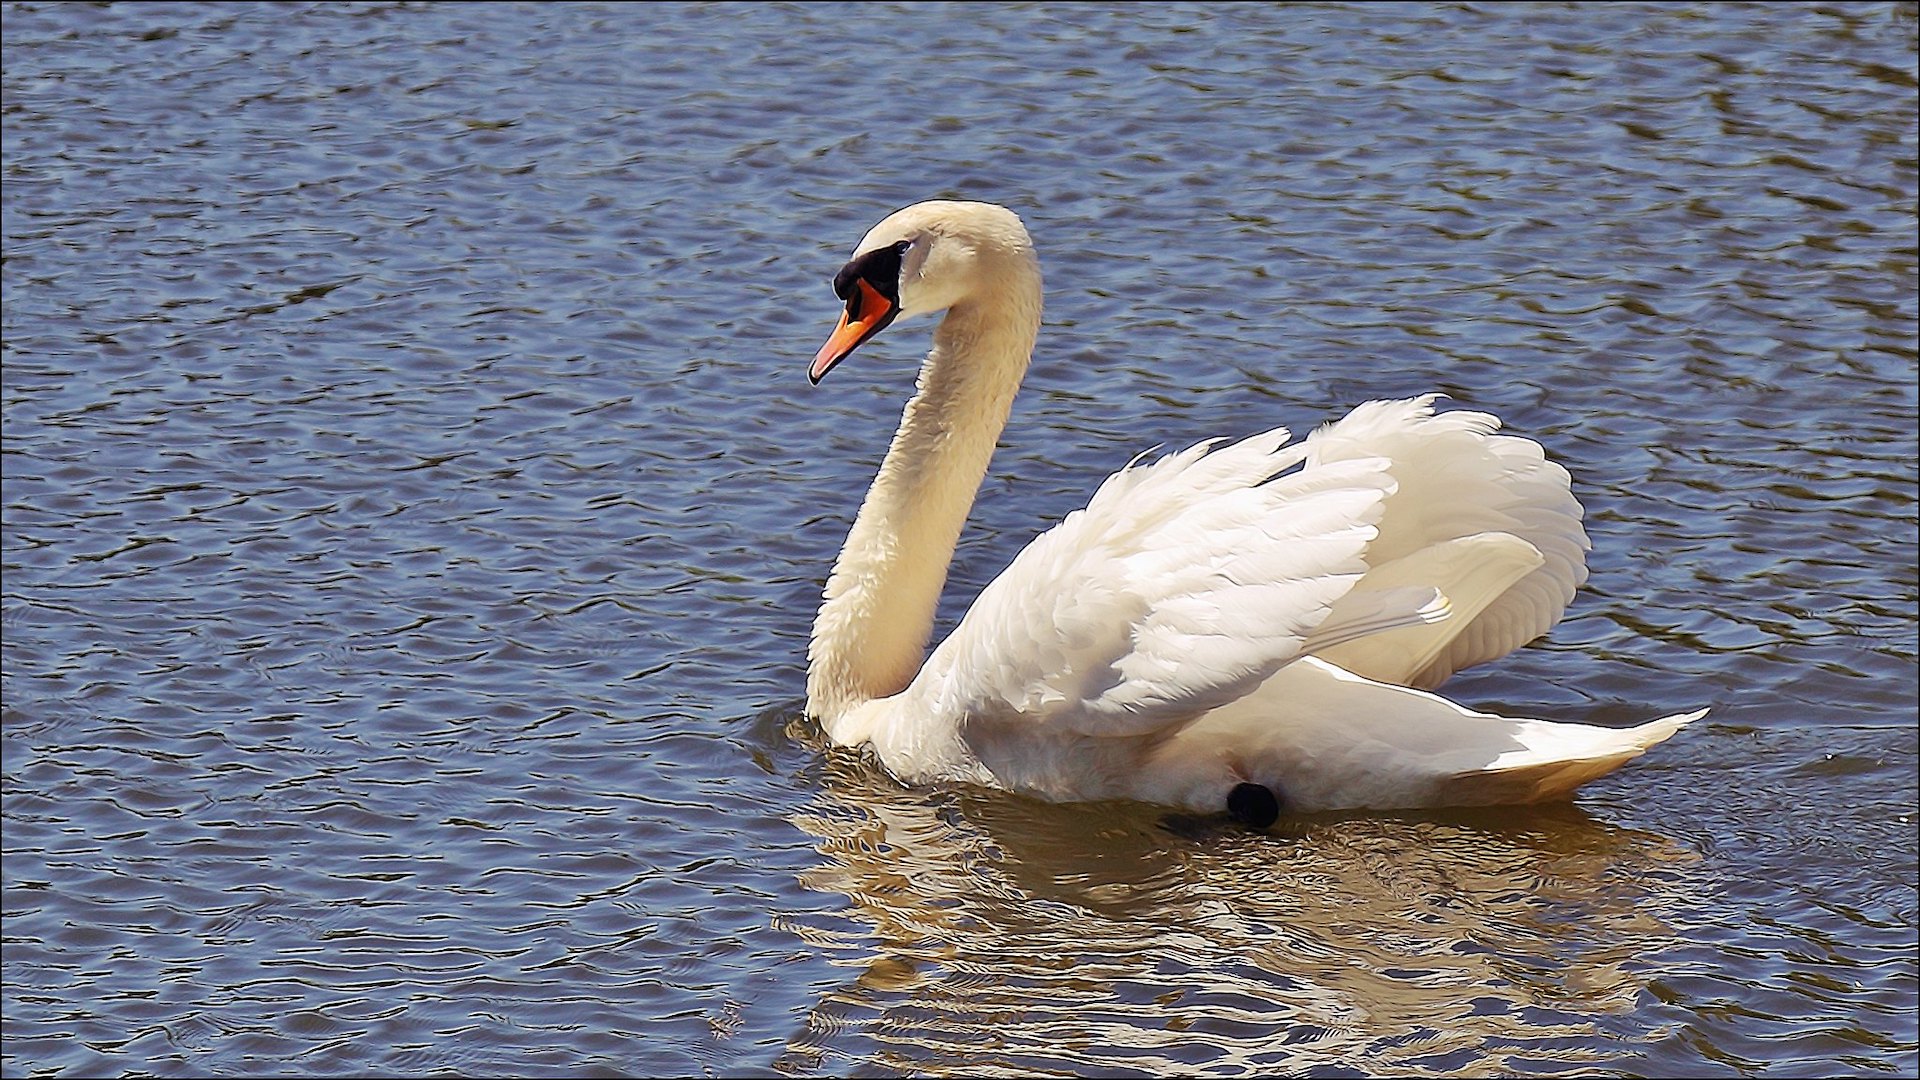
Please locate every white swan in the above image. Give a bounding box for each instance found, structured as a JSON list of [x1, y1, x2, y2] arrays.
[[803, 200, 1701, 822]]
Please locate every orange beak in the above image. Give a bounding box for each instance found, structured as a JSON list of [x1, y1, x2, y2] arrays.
[[810, 278, 898, 384]]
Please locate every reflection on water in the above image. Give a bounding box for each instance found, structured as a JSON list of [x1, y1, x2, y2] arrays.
[[781, 712, 1704, 1076]]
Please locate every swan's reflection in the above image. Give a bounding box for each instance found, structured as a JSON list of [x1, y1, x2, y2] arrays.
[[774, 711, 1701, 1076]]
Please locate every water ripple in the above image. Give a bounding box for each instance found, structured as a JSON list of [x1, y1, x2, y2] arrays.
[[4, 1, 1915, 1077]]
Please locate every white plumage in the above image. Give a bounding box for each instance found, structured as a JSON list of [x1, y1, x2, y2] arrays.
[[804, 200, 1701, 817]]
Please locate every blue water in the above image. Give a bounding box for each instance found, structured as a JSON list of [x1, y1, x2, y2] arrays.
[[4, 2, 1915, 1076]]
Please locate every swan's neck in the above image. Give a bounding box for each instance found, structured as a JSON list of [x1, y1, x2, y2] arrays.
[[807, 273, 1042, 732]]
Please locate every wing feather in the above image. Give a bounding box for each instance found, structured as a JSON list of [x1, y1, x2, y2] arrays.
[[905, 430, 1431, 738], [899, 394, 1589, 743], [1302, 395, 1590, 688]]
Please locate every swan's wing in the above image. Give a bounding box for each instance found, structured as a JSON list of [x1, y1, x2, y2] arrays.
[[1300, 395, 1590, 689], [904, 430, 1449, 739], [1310, 531, 1545, 686]]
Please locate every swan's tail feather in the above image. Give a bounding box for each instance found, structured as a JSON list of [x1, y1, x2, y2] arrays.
[[1433, 708, 1706, 805], [1137, 660, 1702, 813]]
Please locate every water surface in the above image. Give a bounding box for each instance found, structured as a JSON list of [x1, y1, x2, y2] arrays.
[[4, 2, 1916, 1076]]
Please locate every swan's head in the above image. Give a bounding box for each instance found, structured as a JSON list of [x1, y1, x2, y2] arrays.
[[810, 200, 1036, 383]]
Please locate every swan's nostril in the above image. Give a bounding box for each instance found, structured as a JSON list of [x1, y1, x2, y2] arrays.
[[1226, 782, 1280, 829]]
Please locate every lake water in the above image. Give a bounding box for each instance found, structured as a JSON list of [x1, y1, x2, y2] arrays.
[[3, 2, 1916, 1076]]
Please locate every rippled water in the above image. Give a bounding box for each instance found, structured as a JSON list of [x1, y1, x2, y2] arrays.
[[4, 2, 1916, 1076]]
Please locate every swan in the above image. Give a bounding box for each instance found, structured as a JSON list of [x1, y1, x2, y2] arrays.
[[803, 200, 1702, 824]]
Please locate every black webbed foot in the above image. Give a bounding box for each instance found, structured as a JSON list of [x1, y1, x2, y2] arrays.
[[1226, 782, 1281, 829]]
